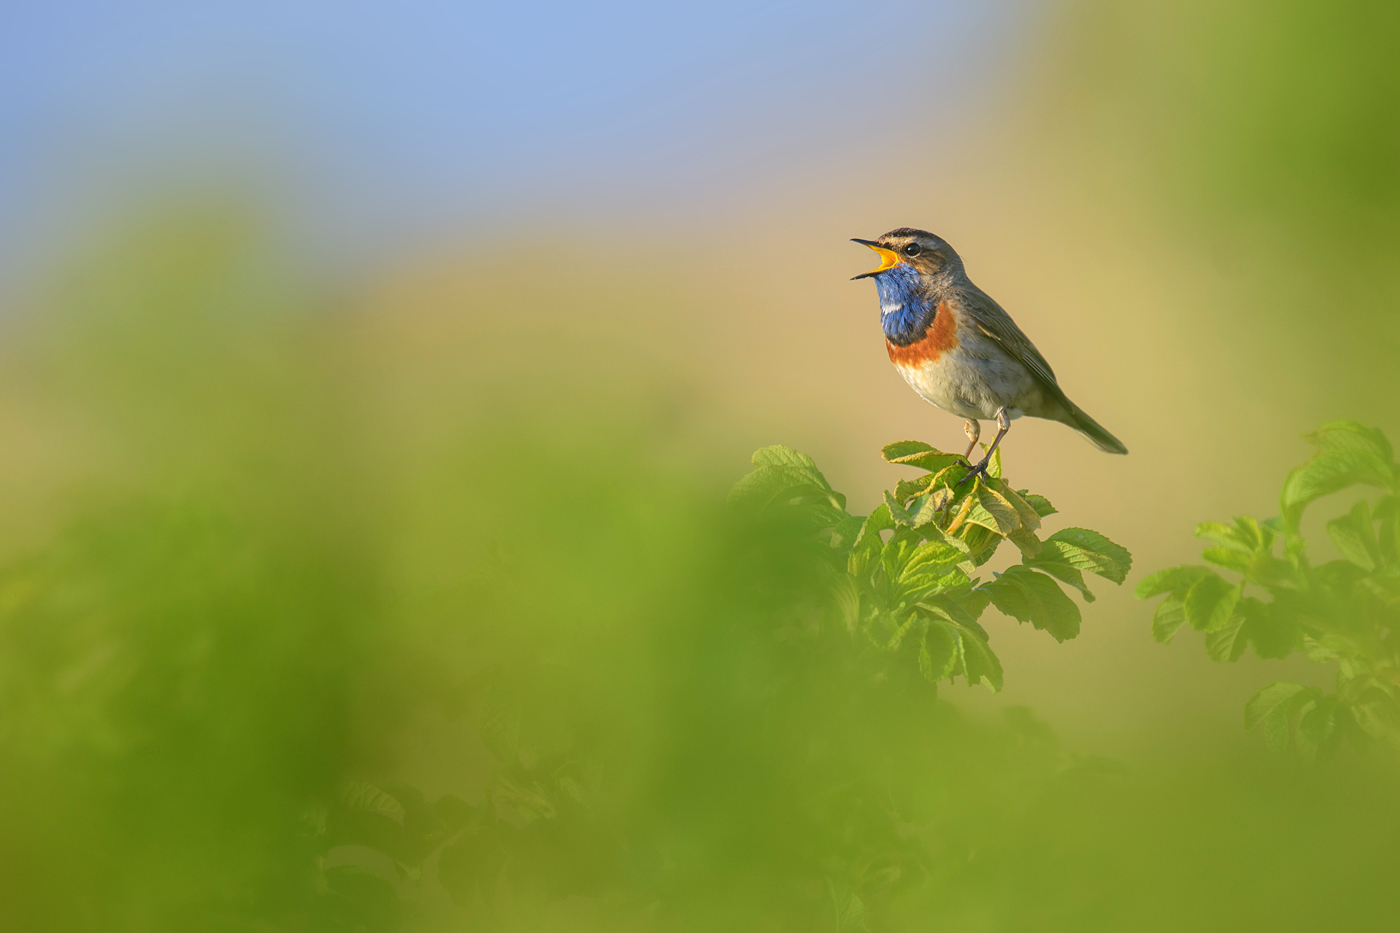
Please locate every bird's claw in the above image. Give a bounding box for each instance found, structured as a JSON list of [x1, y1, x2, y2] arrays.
[[955, 457, 991, 487]]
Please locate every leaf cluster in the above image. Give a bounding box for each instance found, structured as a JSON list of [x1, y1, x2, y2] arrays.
[[731, 441, 1131, 692], [1137, 421, 1400, 759]]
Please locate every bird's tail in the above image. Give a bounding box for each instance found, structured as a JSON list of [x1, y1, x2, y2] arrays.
[[1062, 402, 1128, 455]]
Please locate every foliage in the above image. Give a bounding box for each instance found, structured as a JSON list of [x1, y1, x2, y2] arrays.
[[1137, 420, 1400, 758], [729, 441, 1131, 693], [301, 440, 1131, 930], [6, 212, 1399, 933]]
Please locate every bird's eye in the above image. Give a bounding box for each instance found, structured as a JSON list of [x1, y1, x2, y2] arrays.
[[902, 244, 922, 257]]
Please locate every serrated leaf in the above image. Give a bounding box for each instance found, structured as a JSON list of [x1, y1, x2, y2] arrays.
[[752, 444, 824, 477], [1022, 492, 1057, 517], [728, 464, 830, 508], [1135, 564, 1215, 599], [1244, 682, 1315, 750], [1007, 530, 1042, 559], [1326, 500, 1379, 572], [1295, 697, 1340, 761], [1360, 568, 1400, 608], [1183, 573, 1238, 632], [884, 490, 914, 526], [944, 489, 976, 535], [1151, 593, 1187, 642], [908, 491, 947, 527], [991, 481, 1042, 533], [967, 480, 1022, 535], [1238, 596, 1297, 659], [919, 593, 985, 632], [920, 624, 958, 682], [852, 504, 894, 552], [900, 540, 965, 581], [984, 566, 1082, 642], [893, 474, 936, 502], [830, 574, 860, 632], [1195, 521, 1253, 553], [1205, 611, 1249, 662], [882, 440, 965, 475], [829, 514, 864, 552], [1349, 690, 1400, 744], [1281, 447, 1395, 531], [1043, 528, 1132, 583], [339, 782, 406, 824], [828, 881, 872, 933], [1031, 556, 1094, 602], [1374, 496, 1400, 564], [1201, 546, 1252, 573], [950, 620, 1003, 691], [1303, 420, 1394, 462]]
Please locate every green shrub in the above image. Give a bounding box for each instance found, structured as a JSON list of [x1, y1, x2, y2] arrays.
[[1138, 421, 1400, 758]]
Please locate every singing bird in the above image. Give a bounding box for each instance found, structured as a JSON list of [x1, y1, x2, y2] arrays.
[[853, 228, 1127, 476]]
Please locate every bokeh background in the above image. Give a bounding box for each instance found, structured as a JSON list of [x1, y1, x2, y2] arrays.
[[1, 1, 1397, 930]]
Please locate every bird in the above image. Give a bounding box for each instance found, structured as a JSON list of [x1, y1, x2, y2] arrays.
[[852, 227, 1127, 478]]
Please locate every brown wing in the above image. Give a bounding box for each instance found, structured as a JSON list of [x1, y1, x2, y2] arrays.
[[956, 285, 1068, 403]]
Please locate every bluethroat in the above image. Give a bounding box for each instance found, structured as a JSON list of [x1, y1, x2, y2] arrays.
[[853, 228, 1127, 477]]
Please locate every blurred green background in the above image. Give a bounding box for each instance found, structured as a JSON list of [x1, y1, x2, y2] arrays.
[[1, 1, 1397, 930]]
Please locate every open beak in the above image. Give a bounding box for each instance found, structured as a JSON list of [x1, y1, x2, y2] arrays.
[[850, 238, 900, 280]]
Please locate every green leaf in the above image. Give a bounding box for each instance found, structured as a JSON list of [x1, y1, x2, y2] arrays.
[[1007, 530, 1043, 559], [1195, 521, 1251, 553], [1295, 697, 1340, 761], [1326, 500, 1380, 572], [920, 624, 958, 682], [1041, 528, 1133, 584], [984, 566, 1082, 642], [1281, 448, 1395, 531], [1025, 552, 1094, 602], [752, 444, 825, 479], [1201, 546, 1252, 573], [893, 475, 936, 502], [1135, 564, 1212, 599], [1020, 492, 1057, 517], [1360, 568, 1400, 608], [963, 479, 1022, 536], [830, 574, 860, 632], [1235, 596, 1297, 659], [1205, 611, 1249, 662], [1151, 593, 1187, 643], [883, 489, 914, 526], [1304, 420, 1393, 462], [900, 540, 966, 581], [882, 440, 965, 474], [828, 881, 872, 933], [951, 620, 1003, 691], [728, 464, 830, 508], [951, 585, 993, 622], [731, 446, 850, 510], [852, 504, 894, 552], [1244, 682, 1317, 751], [829, 514, 865, 552], [1183, 573, 1239, 632], [1349, 690, 1400, 744], [908, 491, 950, 528], [1374, 495, 1400, 564], [339, 782, 406, 824], [991, 481, 1042, 533]]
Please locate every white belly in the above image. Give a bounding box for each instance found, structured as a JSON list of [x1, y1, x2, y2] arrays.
[[895, 343, 1040, 421]]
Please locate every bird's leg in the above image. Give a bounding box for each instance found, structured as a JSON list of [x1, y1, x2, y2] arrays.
[[960, 419, 981, 464], [957, 409, 1011, 486]]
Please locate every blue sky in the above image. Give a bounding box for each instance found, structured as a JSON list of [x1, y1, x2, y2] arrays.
[[0, 1, 1027, 270]]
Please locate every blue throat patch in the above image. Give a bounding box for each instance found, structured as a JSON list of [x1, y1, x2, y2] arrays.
[[874, 264, 935, 347]]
